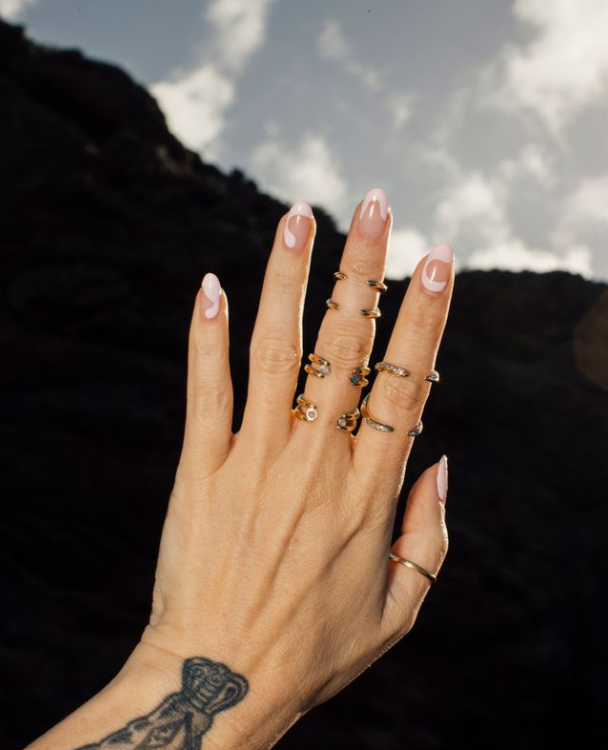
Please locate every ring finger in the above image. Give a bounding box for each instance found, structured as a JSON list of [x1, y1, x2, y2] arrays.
[[352, 243, 455, 487]]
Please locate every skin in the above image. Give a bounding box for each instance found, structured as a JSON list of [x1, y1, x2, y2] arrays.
[[26, 193, 453, 750]]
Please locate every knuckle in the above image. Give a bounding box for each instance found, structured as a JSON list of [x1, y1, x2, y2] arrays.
[[406, 303, 441, 338], [321, 323, 370, 369], [252, 335, 300, 374], [193, 329, 220, 360], [379, 372, 428, 413], [188, 385, 231, 425]]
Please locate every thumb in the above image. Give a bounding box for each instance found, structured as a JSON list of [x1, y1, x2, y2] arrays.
[[381, 455, 449, 639]]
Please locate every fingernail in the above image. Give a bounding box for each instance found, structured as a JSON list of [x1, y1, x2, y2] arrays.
[[358, 187, 390, 240], [200, 272, 221, 320], [436, 454, 448, 505], [421, 243, 454, 293], [283, 201, 313, 252]]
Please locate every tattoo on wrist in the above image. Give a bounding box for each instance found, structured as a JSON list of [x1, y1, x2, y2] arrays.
[[73, 656, 249, 750]]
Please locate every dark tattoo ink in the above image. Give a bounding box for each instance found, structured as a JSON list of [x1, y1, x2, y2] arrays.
[[73, 656, 249, 750]]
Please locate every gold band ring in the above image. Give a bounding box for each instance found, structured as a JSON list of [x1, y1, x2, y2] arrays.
[[389, 552, 437, 584], [304, 353, 331, 378], [375, 361, 441, 382], [292, 394, 318, 422], [360, 393, 394, 433], [361, 393, 423, 436], [325, 298, 382, 318], [333, 270, 388, 293]]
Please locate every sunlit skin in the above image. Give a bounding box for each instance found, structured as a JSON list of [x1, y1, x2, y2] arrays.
[[27, 189, 454, 750]]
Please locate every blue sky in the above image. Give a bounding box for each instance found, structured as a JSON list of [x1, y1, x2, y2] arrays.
[[2, 0, 608, 281]]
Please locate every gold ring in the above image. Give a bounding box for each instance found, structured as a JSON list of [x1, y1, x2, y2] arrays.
[[333, 270, 388, 293], [326, 298, 341, 310], [375, 362, 440, 383], [350, 365, 371, 387], [304, 353, 331, 378], [359, 307, 381, 318], [336, 408, 360, 432], [360, 393, 394, 433], [292, 394, 318, 422], [389, 552, 437, 584]]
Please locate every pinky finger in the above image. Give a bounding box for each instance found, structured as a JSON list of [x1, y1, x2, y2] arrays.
[[380, 456, 449, 639], [178, 272, 233, 481]]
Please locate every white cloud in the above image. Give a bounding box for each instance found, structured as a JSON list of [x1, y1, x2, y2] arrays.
[[553, 176, 608, 255], [205, 0, 276, 73], [467, 239, 593, 278], [480, 0, 608, 137], [434, 172, 508, 246], [249, 133, 348, 217], [497, 143, 556, 186], [433, 170, 593, 278], [151, 65, 234, 154], [386, 228, 430, 280], [316, 18, 388, 94], [317, 19, 350, 61], [387, 93, 416, 131], [0, 0, 37, 19], [151, 0, 276, 156]]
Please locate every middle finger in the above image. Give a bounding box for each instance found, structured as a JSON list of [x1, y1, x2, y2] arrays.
[[291, 188, 392, 448]]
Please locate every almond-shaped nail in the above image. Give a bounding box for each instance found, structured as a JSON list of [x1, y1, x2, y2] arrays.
[[283, 201, 313, 252], [200, 272, 221, 320], [358, 187, 390, 240], [421, 243, 454, 293], [436, 454, 448, 505]]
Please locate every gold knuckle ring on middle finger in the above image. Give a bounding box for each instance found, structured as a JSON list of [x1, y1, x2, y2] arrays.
[[325, 298, 382, 319]]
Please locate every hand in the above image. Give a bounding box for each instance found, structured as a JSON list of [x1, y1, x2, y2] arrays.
[[133, 189, 454, 748]]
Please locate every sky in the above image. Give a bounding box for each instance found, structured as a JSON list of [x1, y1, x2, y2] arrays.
[[2, 0, 608, 282]]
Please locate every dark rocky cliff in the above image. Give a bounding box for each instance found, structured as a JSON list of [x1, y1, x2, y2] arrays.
[[1, 18, 607, 750]]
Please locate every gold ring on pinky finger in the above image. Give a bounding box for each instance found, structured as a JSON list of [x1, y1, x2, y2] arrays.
[[388, 552, 438, 584], [304, 353, 331, 378], [333, 270, 389, 294], [336, 408, 360, 432], [292, 394, 319, 422]]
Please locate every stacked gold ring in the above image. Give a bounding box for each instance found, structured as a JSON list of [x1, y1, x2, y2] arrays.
[[304, 353, 331, 378], [334, 270, 388, 293], [292, 394, 318, 422]]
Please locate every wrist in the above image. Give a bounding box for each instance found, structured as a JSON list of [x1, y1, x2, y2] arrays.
[[126, 627, 305, 750]]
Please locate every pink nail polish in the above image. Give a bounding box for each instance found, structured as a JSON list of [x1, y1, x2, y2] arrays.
[[358, 188, 390, 240], [283, 201, 313, 252], [200, 272, 221, 320], [421, 243, 454, 293], [437, 455, 448, 504]]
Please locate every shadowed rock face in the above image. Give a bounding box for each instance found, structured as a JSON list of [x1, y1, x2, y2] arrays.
[[1, 17, 607, 750]]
